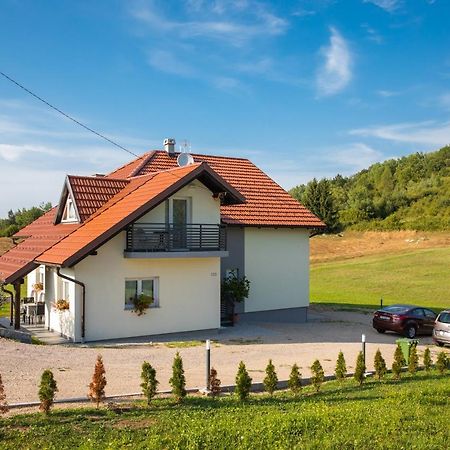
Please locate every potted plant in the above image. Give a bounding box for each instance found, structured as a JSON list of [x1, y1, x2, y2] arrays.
[[221, 274, 250, 324], [33, 282, 44, 292], [132, 294, 154, 316], [54, 299, 70, 311]]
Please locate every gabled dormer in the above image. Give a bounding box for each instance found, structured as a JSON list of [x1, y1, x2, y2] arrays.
[[55, 176, 81, 224]]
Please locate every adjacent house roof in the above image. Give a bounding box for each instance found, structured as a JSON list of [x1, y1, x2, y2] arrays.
[[108, 151, 325, 228]]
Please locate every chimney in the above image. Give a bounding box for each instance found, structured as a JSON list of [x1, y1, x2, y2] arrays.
[[164, 138, 176, 156]]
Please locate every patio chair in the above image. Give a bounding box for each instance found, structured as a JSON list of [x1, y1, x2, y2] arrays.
[[36, 302, 45, 324]]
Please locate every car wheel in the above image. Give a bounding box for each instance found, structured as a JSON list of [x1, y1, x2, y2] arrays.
[[436, 341, 444, 347], [404, 324, 417, 339], [376, 329, 386, 334]]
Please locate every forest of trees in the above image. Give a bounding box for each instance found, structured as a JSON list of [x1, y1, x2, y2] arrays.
[[290, 146, 450, 232], [0, 202, 52, 237]]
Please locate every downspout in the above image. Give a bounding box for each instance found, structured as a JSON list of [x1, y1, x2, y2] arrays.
[[56, 267, 86, 342], [1, 283, 14, 326]]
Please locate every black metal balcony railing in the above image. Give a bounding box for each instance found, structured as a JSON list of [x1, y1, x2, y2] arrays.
[[126, 223, 227, 253]]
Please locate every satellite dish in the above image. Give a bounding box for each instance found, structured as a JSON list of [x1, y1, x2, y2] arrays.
[[177, 152, 194, 167]]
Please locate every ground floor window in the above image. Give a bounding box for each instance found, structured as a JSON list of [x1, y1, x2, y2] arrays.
[[125, 278, 159, 310]]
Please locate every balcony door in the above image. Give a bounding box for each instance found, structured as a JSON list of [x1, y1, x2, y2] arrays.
[[168, 198, 191, 249]]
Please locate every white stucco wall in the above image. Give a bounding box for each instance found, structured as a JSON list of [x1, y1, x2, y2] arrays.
[[244, 228, 310, 313], [74, 233, 221, 341], [137, 181, 221, 224]]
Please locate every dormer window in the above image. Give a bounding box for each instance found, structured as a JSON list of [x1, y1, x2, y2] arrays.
[[62, 196, 77, 223]]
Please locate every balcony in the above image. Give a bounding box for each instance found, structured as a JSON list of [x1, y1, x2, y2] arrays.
[[124, 223, 228, 258]]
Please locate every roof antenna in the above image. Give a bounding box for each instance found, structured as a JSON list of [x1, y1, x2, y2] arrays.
[[177, 139, 194, 167]]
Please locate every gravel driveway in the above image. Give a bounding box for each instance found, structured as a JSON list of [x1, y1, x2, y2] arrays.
[[0, 306, 443, 406]]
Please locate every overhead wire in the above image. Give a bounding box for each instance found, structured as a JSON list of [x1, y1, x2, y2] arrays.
[[0, 70, 138, 157]]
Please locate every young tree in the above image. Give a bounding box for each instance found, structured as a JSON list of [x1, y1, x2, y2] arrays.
[[288, 364, 302, 395], [209, 368, 221, 397], [140, 361, 159, 406], [334, 351, 347, 383], [423, 348, 432, 371], [234, 361, 252, 401], [310, 360, 325, 393], [408, 345, 419, 374], [392, 345, 405, 380], [263, 360, 278, 395], [88, 355, 107, 408], [0, 373, 9, 414], [169, 352, 186, 403], [374, 349, 387, 380], [436, 352, 448, 375], [38, 369, 58, 414], [354, 352, 366, 386]]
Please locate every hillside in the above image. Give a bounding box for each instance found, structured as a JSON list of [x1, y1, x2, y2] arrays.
[[291, 146, 450, 231]]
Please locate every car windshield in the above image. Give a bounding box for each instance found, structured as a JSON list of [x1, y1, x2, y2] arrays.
[[437, 312, 450, 324], [381, 306, 410, 314]]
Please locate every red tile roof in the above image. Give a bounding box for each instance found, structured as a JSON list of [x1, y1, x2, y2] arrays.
[[0, 209, 79, 283], [110, 151, 325, 228], [36, 163, 243, 267], [67, 175, 129, 222]]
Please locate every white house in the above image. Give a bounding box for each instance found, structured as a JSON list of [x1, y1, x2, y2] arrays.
[[0, 140, 324, 342]]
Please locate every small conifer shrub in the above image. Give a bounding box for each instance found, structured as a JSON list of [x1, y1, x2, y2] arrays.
[[334, 351, 347, 383], [209, 368, 221, 397], [408, 345, 419, 374], [0, 373, 9, 414], [38, 369, 58, 414], [88, 355, 107, 408], [310, 360, 325, 393], [374, 349, 387, 380], [234, 361, 252, 401], [392, 345, 405, 380], [436, 351, 448, 375], [140, 361, 159, 406], [169, 352, 186, 403], [288, 364, 302, 395], [354, 351, 366, 386], [423, 348, 432, 371], [263, 360, 278, 395]]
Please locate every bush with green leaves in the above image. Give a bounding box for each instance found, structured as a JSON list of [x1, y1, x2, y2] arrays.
[[88, 355, 107, 409], [169, 352, 186, 403], [235, 361, 252, 401], [354, 352, 366, 386], [288, 364, 302, 395], [423, 348, 432, 371], [408, 345, 419, 374], [310, 360, 325, 393], [263, 360, 278, 395], [374, 349, 387, 380], [38, 369, 58, 414], [392, 345, 405, 380], [436, 352, 448, 375], [334, 351, 347, 383], [140, 361, 159, 406]]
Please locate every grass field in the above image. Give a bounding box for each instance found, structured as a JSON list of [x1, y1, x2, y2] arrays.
[[311, 247, 450, 311], [0, 284, 27, 318], [0, 372, 448, 449]]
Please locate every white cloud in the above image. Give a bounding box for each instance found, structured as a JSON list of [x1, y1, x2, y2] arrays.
[[329, 143, 383, 171], [350, 120, 450, 147], [363, 0, 402, 13], [376, 89, 401, 97], [147, 50, 195, 77], [316, 27, 353, 96]]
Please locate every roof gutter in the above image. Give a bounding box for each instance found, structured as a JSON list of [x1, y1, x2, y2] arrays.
[[56, 267, 86, 342], [1, 283, 14, 326]]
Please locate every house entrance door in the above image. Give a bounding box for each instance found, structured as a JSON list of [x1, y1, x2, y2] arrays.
[[172, 198, 188, 249]]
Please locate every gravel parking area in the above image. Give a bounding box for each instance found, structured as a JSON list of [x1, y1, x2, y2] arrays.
[[0, 306, 445, 407]]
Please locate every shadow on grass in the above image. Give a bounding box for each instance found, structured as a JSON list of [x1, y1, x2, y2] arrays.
[[313, 302, 445, 314]]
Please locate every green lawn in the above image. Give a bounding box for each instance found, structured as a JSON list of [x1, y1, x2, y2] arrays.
[[0, 372, 449, 449], [0, 283, 27, 318], [311, 248, 450, 311]]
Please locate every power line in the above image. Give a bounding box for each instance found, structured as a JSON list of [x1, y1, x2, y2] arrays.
[[0, 70, 138, 157]]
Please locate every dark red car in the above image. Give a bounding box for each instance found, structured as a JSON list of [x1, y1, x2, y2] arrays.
[[372, 304, 437, 338]]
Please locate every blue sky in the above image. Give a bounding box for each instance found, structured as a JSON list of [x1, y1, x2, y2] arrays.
[[0, 0, 449, 215]]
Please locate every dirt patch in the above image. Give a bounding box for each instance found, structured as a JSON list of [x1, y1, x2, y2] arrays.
[[111, 417, 157, 429], [310, 231, 450, 264], [0, 237, 13, 256]]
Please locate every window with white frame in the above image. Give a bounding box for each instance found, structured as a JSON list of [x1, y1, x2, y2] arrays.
[[62, 196, 77, 222], [62, 280, 70, 300], [124, 278, 159, 310]]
